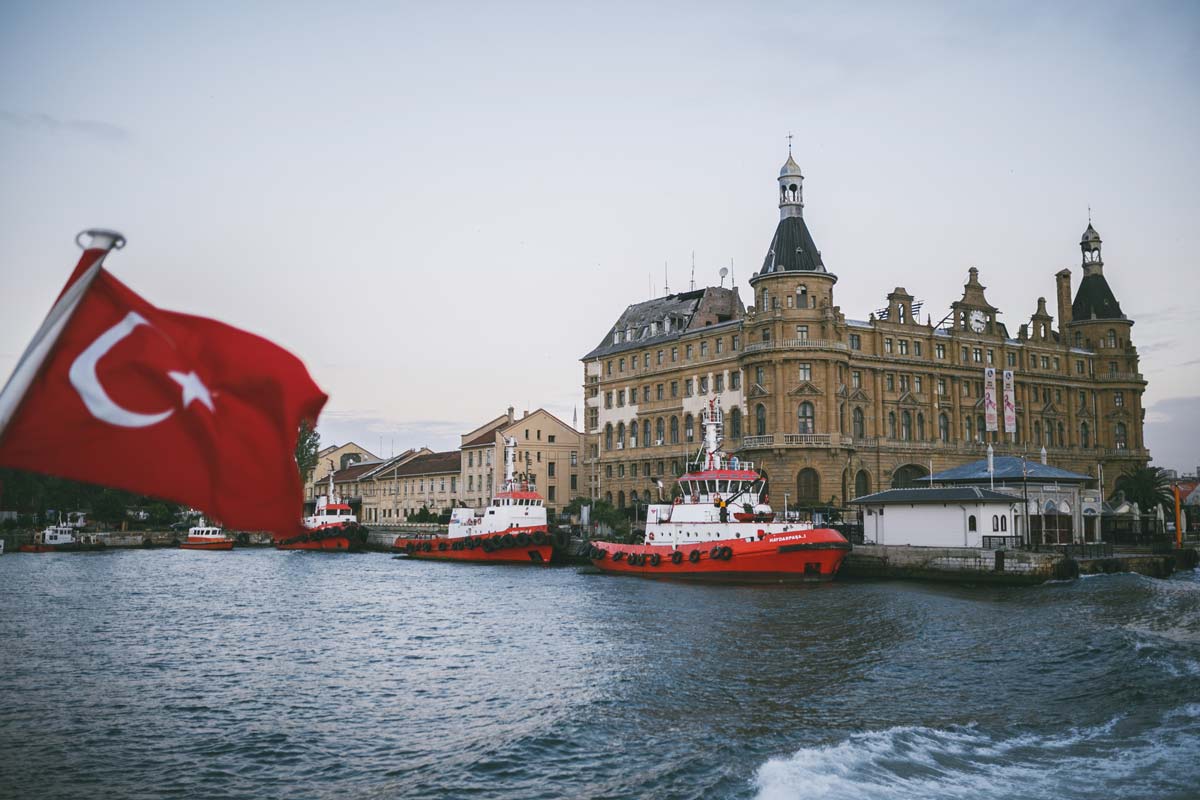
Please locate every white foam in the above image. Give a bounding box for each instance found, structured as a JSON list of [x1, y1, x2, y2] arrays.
[[753, 707, 1200, 800]]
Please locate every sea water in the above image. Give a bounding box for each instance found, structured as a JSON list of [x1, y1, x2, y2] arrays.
[[0, 550, 1196, 799]]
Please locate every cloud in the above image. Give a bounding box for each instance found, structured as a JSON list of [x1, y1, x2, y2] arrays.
[[0, 110, 132, 144], [314, 411, 467, 455], [1143, 396, 1200, 473]]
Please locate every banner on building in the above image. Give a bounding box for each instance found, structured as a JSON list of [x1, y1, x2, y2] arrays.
[[1002, 369, 1016, 434], [984, 368, 998, 432]]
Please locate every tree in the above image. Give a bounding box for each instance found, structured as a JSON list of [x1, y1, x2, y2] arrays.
[[1113, 466, 1173, 514], [295, 421, 321, 482], [93, 490, 128, 525]]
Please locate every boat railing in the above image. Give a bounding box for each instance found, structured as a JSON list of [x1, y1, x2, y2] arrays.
[[686, 456, 756, 472]]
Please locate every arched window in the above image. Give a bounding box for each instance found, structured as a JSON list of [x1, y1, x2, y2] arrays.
[[1114, 422, 1127, 449], [798, 402, 815, 434], [852, 407, 865, 438], [643, 419, 651, 447], [888, 412, 897, 439], [901, 410, 912, 441], [968, 515, 977, 532], [1046, 421, 1054, 447], [617, 490, 625, 509], [977, 415, 986, 442], [898, 304, 907, 324], [1001, 516, 1008, 532], [655, 418, 664, 445], [630, 490, 638, 504], [729, 407, 742, 438], [966, 416, 974, 441], [839, 403, 846, 433], [917, 413, 925, 441], [616, 422, 625, 448], [1106, 329, 1116, 348], [670, 416, 679, 444], [797, 468, 820, 502], [796, 285, 808, 309], [604, 424, 613, 450], [1033, 420, 1041, 444], [755, 404, 767, 436], [630, 420, 639, 448], [938, 413, 950, 442], [992, 515, 1000, 532], [605, 491, 612, 503], [855, 470, 870, 498], [1080, 421, 1090, 448], [1057, 421, 1065, 447], [684, 414, 695, 443]]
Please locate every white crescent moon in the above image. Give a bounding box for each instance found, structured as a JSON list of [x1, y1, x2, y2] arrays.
[[68, 311, 175, 428]]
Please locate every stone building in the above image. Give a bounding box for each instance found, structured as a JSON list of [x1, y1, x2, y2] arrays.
[[306, 442, 377, 500], [461, 407, 582, 512], [582, 152, 1150, 511]]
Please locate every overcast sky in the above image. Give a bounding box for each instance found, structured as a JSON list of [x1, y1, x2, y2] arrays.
[[1, 1, 1197, 471]]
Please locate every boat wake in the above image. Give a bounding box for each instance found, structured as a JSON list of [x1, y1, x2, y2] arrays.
[[752, 704, 1200, 800]]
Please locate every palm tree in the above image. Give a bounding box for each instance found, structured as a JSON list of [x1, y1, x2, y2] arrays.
[[1113, 466, 1173, 514]]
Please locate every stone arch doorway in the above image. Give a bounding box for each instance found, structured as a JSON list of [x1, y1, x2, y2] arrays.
[[891, 464, 929, 489]]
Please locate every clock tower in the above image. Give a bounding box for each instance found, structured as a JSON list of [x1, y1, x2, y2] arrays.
[[949, 267, 999, 334]]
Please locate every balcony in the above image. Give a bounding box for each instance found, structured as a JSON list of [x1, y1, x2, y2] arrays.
[[743, 338, 848, 355]]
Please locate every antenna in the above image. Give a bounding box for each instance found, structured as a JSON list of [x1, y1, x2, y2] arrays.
[[730, 257, 735, 288], [787, 131, 793, 155], [719, 266, 728, 287], [690, 251, 696, 291], [664, 261, 669, 296], [1088, 203, 1092, 224]]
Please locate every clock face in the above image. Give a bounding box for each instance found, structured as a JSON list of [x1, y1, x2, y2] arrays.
[[969, 310, 986, 333]]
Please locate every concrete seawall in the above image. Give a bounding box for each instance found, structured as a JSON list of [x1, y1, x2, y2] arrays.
[[842, 544, 1197, 585]]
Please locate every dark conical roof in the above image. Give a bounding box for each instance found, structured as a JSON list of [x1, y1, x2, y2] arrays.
[[1071, 273, 1124, 320], [759, 215, 825, 275]]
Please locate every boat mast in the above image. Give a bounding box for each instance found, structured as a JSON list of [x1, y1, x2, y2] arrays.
[[702, 398, 723, 469], [503, 436, 517, 490]]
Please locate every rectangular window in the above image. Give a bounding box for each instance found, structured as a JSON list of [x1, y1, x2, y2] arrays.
[[570, 474, 577, 490], [617, 390, 625, 407], [700, 341, 709, 356], [1008, 352, 1017, 367], [732, 335, 740, 350], [643, 386, 650, 402], [715, 338, 723, 354], [606, 361, 612, 376], [885, 338, 893, 354], [548, 486, 556, 502], [797, 325, 809, 340], [936, 343, 946, 359], [715, 373, 724, 392], [1042, 356, 1050, 369], [1078, 390, 1086, 407], [899, 375, 910, 392], [684, 378, 694, 397], [731, 372, 741, 390], [886, 373, 895, 391], [570, 451, 578, 466], [1055, 389, 1062, 404], [604, 391, 612, 409], [699, 376, 709, 394], [644, 353, 650, 368], [799, 363, 812, 381], [973, 348, 983, 363], [656, 383, 664, 400], [849, 333, 862, 351], [986, 349, 994, 364], [1076, 360, 1084, 374], [1114, 391, 1124, 407], [1054, 357, 1060, 370], [914, 341, 923, 357], [762, 329, 772, 343], [852, 370, 862, 388], [755, 366, 765, 386], [686, 344, 693, 360], [961, 346, 970, 362], [548, 462, 555, 477], [914, 376, 923, 393], [618, 357, 625, 372], [671, 381, 679, 398], [657, 350, 664, 365], [899, 340, 909, 355], [937, 378, 946, 395]]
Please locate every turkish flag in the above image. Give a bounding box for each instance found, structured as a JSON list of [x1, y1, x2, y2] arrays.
[[0, 233, 327, 535]]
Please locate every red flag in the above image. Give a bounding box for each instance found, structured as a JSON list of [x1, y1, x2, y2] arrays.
[[0, 231, 327, 535]]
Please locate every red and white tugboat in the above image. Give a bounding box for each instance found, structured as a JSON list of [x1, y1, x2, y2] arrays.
[[588, 399, 851, 583], [180, 520, 234, 551], [19, 522, 106, 553], [274, 466, 368, 552], [393, 437, 555, 565]]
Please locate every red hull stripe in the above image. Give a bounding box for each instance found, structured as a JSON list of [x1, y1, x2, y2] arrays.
[[180, 541, 234, 550]]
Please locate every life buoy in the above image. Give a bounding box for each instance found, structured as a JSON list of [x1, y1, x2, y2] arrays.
[[648, 532, 654, 541], [670, 551, 683, 565]]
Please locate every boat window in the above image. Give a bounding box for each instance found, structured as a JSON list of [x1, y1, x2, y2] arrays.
[[707, 480, 716, 495], [718, 480, 729, 493]]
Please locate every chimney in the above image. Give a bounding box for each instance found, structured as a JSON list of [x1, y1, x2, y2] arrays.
[[507, 406, 514, 423], [1055, 269, 1072, 333]]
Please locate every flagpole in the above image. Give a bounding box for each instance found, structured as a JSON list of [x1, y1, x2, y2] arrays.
[[0, 230, 125, 440]]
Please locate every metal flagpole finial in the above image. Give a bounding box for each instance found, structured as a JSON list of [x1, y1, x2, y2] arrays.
[[75, 229, 126, 251], [787, 132, 793, 154]]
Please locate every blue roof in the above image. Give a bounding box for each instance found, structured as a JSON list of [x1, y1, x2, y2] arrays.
[[925, 456, 1092, 484]]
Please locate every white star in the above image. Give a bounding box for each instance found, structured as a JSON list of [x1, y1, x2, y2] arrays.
[[168, 371, 215, 412]]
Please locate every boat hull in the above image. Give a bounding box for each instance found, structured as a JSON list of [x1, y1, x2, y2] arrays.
[[588, 528, 851, 583], [18, 542, 107, 553], [274, 523, 367, 552], [180, 540, 234, 551], [393, 526, 554, 566]]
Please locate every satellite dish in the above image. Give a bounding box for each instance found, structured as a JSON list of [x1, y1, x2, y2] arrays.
[[719, 266, 728, 286]]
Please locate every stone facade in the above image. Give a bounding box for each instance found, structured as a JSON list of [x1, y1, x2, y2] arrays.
[[306, 442, 377, 500], [461, 407, 583, 512], [582, 154, 1150, 511]]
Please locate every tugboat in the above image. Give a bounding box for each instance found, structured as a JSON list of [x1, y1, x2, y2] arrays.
[[274, 466, 368, 552], [587, 399, 851, 583], [19, 522, 107, 553], [180, 520, 234, 551], [393, 437, 556, 565]]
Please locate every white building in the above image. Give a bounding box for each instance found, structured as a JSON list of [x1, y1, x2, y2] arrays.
[[850, 487, 1022, 548]]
